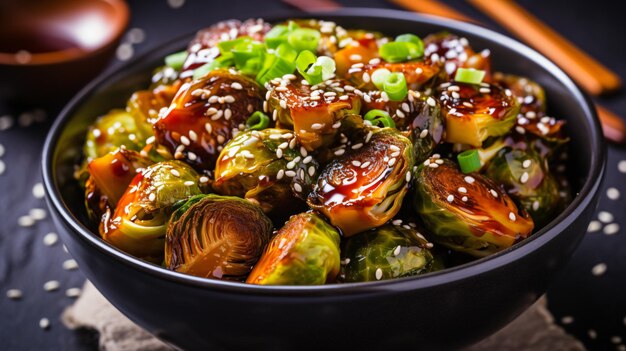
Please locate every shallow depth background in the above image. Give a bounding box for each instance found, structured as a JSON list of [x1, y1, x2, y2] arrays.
[[0, 0, 624, 350]]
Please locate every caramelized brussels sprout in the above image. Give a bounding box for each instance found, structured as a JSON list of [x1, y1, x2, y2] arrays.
[[153, 69, 264, 172], [165, 194, 272, 280], [308, 128, 414, 236], [437, 81, 519, 147], [409, 93, 445, 163], [127, 80, 182, 130], [83, 109, 150, 162], [247, 212, 340, 285], [346, 60, 443, 91], [334, 35, 380, 76], [423, 32, 491, 79], [267, 78, 361, 151], [340, 224, 434, 282], [484, 147, 562, 227], [86, 147, 153, 213], [493, 72, 545, 115], [413, 157, 534, 257], [182, 19, 271, 74], [100, 161, 205, 261], [213, 128, 319, 214]]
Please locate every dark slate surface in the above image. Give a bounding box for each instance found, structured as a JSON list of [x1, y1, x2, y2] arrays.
[[0, 0, 624, 350]]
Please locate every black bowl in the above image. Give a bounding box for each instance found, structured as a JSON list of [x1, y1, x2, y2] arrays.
[[42, 9, 605, 351]]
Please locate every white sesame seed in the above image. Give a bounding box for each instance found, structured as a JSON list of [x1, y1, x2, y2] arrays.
[[224, 95, 235, 103], [351, 160, 362, 167], [18, 215, 34, 227], [418, 129, 429, 139], [279, 100, 287, 109], [276, 148, 283, 158], [311, 123, 324, 130], [199, 176, 209, 183], [62, 259, 78, 271], [490, 189, 498, 197], [428, 163, 438, 168], [351, 143, 363, 150], [39, 318, 50, 330], [28, 208, 46, 221], [184, 181, 195, 187], [532, 201, 539, 211], [509, 212, 516, 221], [43, 280, 60, 292], [285, 170, 296, 178], [522, 159, 532, 168], [588, 329, 597, 339], [611, 336, 622, 344], [607, 187, 620, 200], [447, 194, 454, 202], [43, 232, 58, 246], [591, 263, 607, 276], [458, 187, 467, 193], [148, 193, 156, 202], [560, 316, 574, 324], [461, 196, 468, 202], [375, 268, 383, 280], [426, 97, 436, 107], [65, 288, 82, 298], [303, 156, 313, 164], [360, 161, 371, 169], [520, 172, 529, 184], [598, 211, 614, 223], [205, 123, 213, 134], [32, 183, 45, 199], [308, 166, 316, 177], [334, 149, 345, 156], [618, 160, 626, 173], [180, 135, 190, 146], [389, 158, 397, 167], [604, 223, 620, 235], [586, 219, 601, 233], [231, 82, 243, 90], [464, 176, 475, 184], [479, 87, 491, 94], [293, 183, 303, 193], [405, 171, 411, 182], [332, 122, 341, 129], [6, 289, 22, 300]]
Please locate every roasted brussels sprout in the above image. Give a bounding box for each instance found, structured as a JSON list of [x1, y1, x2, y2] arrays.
[[100, 161, 205, 261], [213, 128, 319, 214], [346, 60, 443, 92], [153, 69, 264, 172], [308, 128, 414, 236], [247, 212, 340, 285], [127, 80, 182, 130], [493, 72, 545, 115], [437, 81, 519, 147], [340, 223, 434, 282], [334, 35, 380, 76], [83, 109, 150, 163], [267, 77, 361, 151], [165, 194, 272, 280], [423, 32, 491, 79], [409, 93, 445, 163], [484, 147, 562, 227], [414, 157, 534, 257]]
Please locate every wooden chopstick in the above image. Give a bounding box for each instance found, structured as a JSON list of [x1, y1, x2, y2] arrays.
[[467, 0, 621, 96], [389, 0, 476, 23], [281, 0, 341, 11], [390, 0, 625, 143]]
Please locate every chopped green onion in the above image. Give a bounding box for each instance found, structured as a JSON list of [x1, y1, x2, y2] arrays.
[[395, 34, 424, 59], [287, 28, 321, 52], [240, 56, 263, 76], [265, 25, 290, 49], [164, 51, 187, 70], [371, 68, 391, 90], [217, 36, 252, 54], [256, 51, 296, 86], [274, 43, 298, 62], [246, 111, 270, 130], [454, 68, 486, 85], [192, 53, 234, 80], [395, 34, 421, 45], [457, 149, 481, 173], [315, 56, 336, 80], [383, 72, 408, 101], [296, 50, 323, 85], [364, 109, 396, 128], [379, 42, 411, 63], [232, 41, 265, 68]]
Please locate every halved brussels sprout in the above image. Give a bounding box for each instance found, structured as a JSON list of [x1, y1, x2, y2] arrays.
[[493, 72, 545, 115], [484, 147, 562, 227], [153, 69, 264, 172], [213, 128, 319, 214], [340, 224, 434, 282], [267, 78, 361, 151], [127, 80, 182, 130], [423, 32, 491, 79], [165, 194, 272, 280], [83, 109, 150, 163], [246, 212, 340, 285], [100, 161, 205, 261], [437, 81, 519, 147], [308, 128, 414, 237], [346, 60, 443, 92], [413, 157, 534, 257], [183, 19, 271, 73]]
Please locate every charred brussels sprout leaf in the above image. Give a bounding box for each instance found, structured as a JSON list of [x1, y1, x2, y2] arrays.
[[409, 95, 445, 163], [247, 212, 340, 285], [308, 128, 414, 237], [267, 78, 361, 151], [153, 69, 264, 172], [438, 82, 519, 147], [165, 194, 272, 280], [484, 147, 562, 227], [100, 161, 204, 262], [213, 128, 318, 214], [341, 224, 434, 282], [414, 158, 534, 257]]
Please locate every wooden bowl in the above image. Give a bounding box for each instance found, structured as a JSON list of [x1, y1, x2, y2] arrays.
[[0, 0, 129, 106]]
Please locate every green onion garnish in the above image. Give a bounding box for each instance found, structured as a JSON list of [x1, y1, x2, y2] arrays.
[[231, 41, 265, 68], [371, 68, 391, 90], [315, 56, 336, 80], [457, 149, 481, 173], [256, 48, 297, 86], [287, 28, 321, 52], [395, 34, 424, 59], [192, 53, 234, 80], [217, 36, 252, 54], [246, 111, 270, 130], [164, 51, 187, 70], [296, 50, 322, 85], [454, 68, 486, 85], [264, 25, 290, 49], [379, 42, 411, 63], [364, 109, 396, 128], [383, 72, 408, 101]]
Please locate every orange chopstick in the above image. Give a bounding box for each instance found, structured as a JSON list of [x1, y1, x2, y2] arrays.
[[467, 0, 621, 96], [596, 105, 626, 144], [281, 0, 341, 11], [389, 0, 476, 23]]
